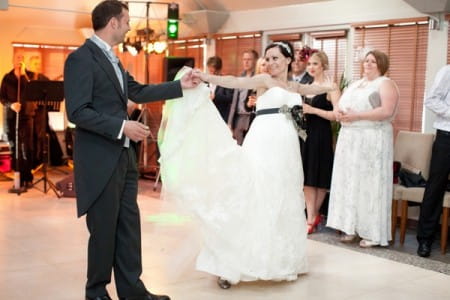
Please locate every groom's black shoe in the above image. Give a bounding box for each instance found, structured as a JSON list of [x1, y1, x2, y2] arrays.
[[119, 292, 170, 300], [417, 241, 432, 257], [86, 295, 112, 300]]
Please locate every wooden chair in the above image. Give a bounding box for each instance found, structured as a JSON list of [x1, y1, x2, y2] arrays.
[[392, 131, 435, 244]]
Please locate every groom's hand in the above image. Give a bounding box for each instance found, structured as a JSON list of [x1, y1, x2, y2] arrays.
[[123, 120, 150, 142], [180, 69, 200, 89]]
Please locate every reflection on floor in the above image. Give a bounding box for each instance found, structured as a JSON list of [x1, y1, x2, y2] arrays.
[[0, 171, 449, 300], [309, 224, 450, 275]]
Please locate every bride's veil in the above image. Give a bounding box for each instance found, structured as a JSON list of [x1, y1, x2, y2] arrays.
[[155, 66, 252, 281]]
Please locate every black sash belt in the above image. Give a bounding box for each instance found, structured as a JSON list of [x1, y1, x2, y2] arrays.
[[255, 108, 282, 116]]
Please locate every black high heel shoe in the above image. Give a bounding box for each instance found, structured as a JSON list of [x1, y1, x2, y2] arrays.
[[217, 277, 231, 289]]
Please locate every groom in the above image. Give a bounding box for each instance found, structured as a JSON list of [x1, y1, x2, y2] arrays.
[[64, 1, 198, 299]]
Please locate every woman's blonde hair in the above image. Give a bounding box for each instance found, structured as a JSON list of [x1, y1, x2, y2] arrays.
[[310, 51, 329, 71], [255, 57, 268, 74]]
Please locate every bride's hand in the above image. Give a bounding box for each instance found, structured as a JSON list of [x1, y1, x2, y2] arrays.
[[192, 69, 209, 83], [320, 76, 336, 92], [180, 69, 200, 89]]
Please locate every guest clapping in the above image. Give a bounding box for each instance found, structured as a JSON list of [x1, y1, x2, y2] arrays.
[[301, 51, 340, 234], [327, 50, 399, 247]]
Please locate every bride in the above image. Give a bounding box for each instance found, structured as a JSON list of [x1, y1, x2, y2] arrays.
[[158, 41, 333, 288]]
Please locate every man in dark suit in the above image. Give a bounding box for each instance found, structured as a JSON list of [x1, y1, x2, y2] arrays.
[[227, 49, 258, 145], [290, 45, 314, 84], [206, 56, 234, 122], [64, 1, 198, 300], [290, 45, 314, 156], [27, 55, 51, 168], [0, 51, 35, 189], [416, 65, 450, 258]]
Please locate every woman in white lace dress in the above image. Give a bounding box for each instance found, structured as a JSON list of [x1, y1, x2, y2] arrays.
[[159, 41, 332, 289], [326, 50, 399, 247]]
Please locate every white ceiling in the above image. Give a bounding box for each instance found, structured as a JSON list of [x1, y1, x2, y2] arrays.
[[0, 0, 328, 42]]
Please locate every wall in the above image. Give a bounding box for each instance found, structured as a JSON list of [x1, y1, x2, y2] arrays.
[[1, 0, 447, 137], [219, 0, 425, 33]]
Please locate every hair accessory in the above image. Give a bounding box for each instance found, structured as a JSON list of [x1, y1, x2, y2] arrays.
[[299, 46, 318, 62], [273, 42, 292, 56]]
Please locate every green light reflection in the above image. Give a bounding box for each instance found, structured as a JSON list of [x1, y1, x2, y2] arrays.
[[146, 213, 191, 225]]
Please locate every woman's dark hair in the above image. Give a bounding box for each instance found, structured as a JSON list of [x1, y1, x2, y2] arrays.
[[265, 41, 294, 72], [206, 56, 223, 71], [365, 50, 390, 75], [92, 0, 129, 31]]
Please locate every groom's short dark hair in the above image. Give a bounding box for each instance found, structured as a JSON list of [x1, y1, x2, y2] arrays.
[[92, 0, 129, 31]]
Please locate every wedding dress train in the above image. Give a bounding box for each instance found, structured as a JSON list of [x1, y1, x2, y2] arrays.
[[159, 82, 308, 283]]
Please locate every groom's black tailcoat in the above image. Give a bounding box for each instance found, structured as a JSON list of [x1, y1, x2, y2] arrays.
[[64, 39, 182, 298]]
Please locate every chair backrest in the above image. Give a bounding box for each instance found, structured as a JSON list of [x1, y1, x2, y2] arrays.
[[394, 131, 435, 180]]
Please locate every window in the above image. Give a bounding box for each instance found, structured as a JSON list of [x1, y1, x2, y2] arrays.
[[215, 32, 262, 76], [269, 31, 347, 85], [447, 15, 450, 64], [352, 19, 428, 133], [13, 43, 76, 81], [117, 49, 166, 84], [269, 33, 302, 43], [168, 37, 206, 69], [311, 31, 347, 84]]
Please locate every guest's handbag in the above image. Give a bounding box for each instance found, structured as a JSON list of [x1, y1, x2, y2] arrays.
[[368, 91, 382, 108], [398, 167, 427, 188]]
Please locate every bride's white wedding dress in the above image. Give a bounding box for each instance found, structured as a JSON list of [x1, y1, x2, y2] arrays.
[[158, 82, 307, 284]]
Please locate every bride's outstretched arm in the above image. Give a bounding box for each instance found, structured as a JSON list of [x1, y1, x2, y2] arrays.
[[295, 80, 335, 95], [194, 70, 270, 90]]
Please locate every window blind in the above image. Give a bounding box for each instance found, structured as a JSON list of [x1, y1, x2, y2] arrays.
[[168, 37, 205, 69], [215, 32, 262, 76], [352, 21, 428, 133], [312, 34, 347, 84]]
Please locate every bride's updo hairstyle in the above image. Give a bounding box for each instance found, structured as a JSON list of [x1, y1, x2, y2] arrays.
[[264, 41, 295, 72]]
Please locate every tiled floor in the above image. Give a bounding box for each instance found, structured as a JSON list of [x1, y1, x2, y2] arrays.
[[0, 171, 449, 300]]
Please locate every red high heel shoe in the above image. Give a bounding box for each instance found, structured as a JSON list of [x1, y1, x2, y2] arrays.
[[313, 215, 323, 227], [307, 215, 323, 234]]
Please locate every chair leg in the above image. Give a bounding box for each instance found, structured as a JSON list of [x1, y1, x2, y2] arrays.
[[391, 199, 398, 244], [400, 200, 408, 245], [441, 207, 449, 254]]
